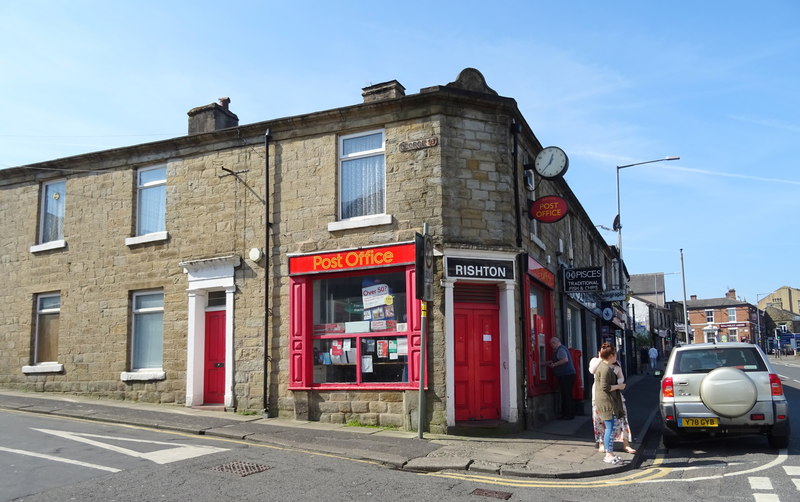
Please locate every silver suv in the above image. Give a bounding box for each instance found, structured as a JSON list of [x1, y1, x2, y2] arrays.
[[659, 342, 790, 449]]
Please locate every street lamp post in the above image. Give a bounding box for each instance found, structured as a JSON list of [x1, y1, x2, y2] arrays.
[[614, 156, 679, 374]]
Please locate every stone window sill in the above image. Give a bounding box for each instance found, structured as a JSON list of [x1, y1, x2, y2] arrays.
[[30, 240, 66, 253], [22, 363, 64, 374], [327, 214, 392, 232], [125, 231, 169, 247], [120, 370, 166, 382]]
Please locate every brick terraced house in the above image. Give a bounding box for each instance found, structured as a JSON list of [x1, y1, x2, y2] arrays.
[[0, 69, 626, 433]]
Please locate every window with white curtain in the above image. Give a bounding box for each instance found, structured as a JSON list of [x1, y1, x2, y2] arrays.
[[135, 166, 166, 235], [39, 180, 66, 244], [338, 130, 385, 220], [131, 290, 164, 370]]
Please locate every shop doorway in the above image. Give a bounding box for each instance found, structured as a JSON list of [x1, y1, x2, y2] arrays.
[[203, 310, 226, 404], [454, 285, 500, 421]]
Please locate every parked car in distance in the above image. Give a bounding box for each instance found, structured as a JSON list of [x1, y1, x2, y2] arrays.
[[659, 342, 790, 449]]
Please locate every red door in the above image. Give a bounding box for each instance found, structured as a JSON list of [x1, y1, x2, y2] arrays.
[[204, 310, 226, 404], [454, 304, 500, 421]]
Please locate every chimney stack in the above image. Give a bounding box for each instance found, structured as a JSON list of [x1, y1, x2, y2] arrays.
[[188, 97, 239, 135], [362, 80, 405, 103], [726, 289, 737, 299], [691, 295, 697, 301]]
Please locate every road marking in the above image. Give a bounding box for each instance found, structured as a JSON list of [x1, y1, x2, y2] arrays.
[[33, 428, 228, 464], [640, 449, 788, 484], [749, 477, 773, 490], [0, 445, 121, 472], [784, 466, 800, 476], [752, 495, 779, 502], [792, 479, 800, 491]]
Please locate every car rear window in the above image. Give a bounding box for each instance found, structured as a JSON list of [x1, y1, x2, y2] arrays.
[[673, 347, 767, 373]]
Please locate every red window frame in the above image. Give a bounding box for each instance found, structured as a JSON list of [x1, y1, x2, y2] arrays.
[[289, 264, 424, 390]]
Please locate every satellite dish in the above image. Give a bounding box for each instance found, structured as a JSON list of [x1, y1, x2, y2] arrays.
[[612, 214, 621, 231]]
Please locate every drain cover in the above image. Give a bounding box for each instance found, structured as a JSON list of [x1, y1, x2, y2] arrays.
[[471, 488, 512, 500], [211, 461, 272, 477]]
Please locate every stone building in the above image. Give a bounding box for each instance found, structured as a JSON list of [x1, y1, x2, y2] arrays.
[[0, 68, 623, 433], [758, 286, 800, 316]]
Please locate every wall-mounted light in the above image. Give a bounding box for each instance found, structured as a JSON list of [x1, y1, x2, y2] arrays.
[[248, 247, 263, 262]]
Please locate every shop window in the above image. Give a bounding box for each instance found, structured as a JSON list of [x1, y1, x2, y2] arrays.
[[311, 271, 409, 385]]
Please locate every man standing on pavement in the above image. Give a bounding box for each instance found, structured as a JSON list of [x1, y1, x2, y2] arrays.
[[549, 337, 576, 419], [648, 346, 658, 371]]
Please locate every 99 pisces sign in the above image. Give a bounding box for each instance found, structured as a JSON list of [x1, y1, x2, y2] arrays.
[[529, 196, 568, 223]]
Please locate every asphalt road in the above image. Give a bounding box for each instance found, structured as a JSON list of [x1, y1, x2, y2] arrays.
[[2, 363, 798, 502]]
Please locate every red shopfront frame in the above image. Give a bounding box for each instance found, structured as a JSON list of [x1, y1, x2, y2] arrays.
[[288, 243, 425, 390], [525, 255, 557, 396]]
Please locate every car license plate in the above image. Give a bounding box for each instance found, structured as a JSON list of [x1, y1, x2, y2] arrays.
[[679, 417, 718, 427]]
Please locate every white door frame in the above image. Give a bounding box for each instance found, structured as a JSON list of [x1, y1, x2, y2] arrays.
[[442, 248, 518, 427], [180, 255, 240, 408]]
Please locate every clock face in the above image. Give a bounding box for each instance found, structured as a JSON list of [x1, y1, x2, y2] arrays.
[[534, 146, 569, 179]]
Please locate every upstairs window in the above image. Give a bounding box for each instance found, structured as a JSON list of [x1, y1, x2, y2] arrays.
[[136, 166, 166, 236], [727, 308, 736, 321], [39, 180, 66, 244], [131, 291, 164, 370], [705, 309, 714, 323], [34, 293, 61, 363], [339, 130, 385, 220]]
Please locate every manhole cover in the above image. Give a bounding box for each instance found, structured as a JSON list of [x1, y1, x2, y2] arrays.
[[471, 488, 512, 500], [211, 461, 272, 477]]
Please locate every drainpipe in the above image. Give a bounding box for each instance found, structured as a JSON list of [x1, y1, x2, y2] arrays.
[[263, 128, 271, 415], [511, 119, 529, 428], [511, 119, 522, 248]]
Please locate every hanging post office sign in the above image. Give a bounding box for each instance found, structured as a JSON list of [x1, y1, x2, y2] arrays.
[[529, 196, 568, 223], [563, 267, 603, 292]]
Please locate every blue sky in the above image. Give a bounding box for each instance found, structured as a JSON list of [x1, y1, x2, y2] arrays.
[[2, 0, 798, 304]]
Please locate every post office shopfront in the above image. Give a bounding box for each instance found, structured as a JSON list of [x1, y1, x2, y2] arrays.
[[287, 242, 424, 426]]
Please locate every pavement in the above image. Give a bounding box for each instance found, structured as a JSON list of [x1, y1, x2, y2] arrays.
[[0, 371, 662, 479]]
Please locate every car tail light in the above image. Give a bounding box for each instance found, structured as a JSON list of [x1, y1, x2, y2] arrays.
[[777, 414, 787, 420], [769, 374, 784, 397], [750, 413, 765, 420], [662, 377, 674, 398]]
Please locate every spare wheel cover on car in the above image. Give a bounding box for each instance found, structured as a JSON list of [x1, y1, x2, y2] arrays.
[[700, 367, 757, 418]]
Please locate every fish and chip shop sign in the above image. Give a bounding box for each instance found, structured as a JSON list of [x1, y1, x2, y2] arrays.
[[563, 267, 603, 293], [446, 257, 515, 281]]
